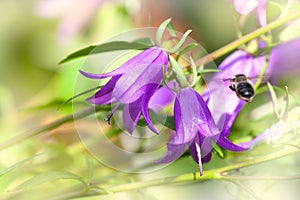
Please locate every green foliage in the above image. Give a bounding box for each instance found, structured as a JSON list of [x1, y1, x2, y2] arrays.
[[169, 56, 189, 87], [2, 2, 300, 199], [58, 85, 103, 110], [0, 155, 40, 177], [13, 171, 87, 191], [169, 30, 192, 53], [59, 40, 153, 64], [177, 43, 199, 56], [155, 18, 172, 45]]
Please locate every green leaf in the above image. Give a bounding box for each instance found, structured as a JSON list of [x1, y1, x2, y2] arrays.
[[133, 37, 154, 46], [177, 43, 199, 56], [256, 85, 300, 105], [212, 145, 224, 158], [14, 171, 87, 191], [167, 23, 177, 37], [280, 86, 289, 120], [169, 30, 192, 53], [23, 99, 71, 111], [0, 105, 112, 151], [85, 156, 94, 183], [58, 85, 103, 110], [137, 119, 147, 126], [197, 69, 221, 74], [190, 56, 200, 87], [156, 18, 172, 45], [169, 56, 189, 87], [0, 154, 40, 177], [59, 40, 152, 64], [267, 82, 280, 119]]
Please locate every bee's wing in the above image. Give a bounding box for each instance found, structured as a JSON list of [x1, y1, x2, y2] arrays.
[[247, 74, 271, 83], [222, 78, 232, 83]]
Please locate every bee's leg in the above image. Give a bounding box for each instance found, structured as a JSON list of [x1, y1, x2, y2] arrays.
[[229, 84, 235, 91]]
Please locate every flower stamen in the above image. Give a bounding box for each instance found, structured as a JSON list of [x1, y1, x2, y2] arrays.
[[195, 141, 203, 176], [104, 103, 121, 125]]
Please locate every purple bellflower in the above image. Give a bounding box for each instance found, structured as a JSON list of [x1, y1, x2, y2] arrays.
[[229, 0, 268, 26], [268, 38, 300, 80], [80, 47, 169, 134], [159, 50, 265, 175], [199, 39, 300, 150], [158, 87, 248, 176]]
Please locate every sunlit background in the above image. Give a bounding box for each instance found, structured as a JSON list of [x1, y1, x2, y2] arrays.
[[1, 0, 300, 199]]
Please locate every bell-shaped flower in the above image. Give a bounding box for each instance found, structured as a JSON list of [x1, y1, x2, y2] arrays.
[[229, 0, 268, 26], [268, 38, 300, 80], [159, 50, 265, 175], [195, 39, 300, 159], [158, 88, 248, 175], [80, 47, 169, 134]]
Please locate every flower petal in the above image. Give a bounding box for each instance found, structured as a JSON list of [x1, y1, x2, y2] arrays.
[[233, 0, 258, 15], [113, 51, 168, 104], [156, 143, 188, 163], [189, 135, 213, 164], [122, 98, 142, 134], [268, 39, 300, 80], [216, 136, 248, 151], [149, 83, 175, 112], [141, 84, 161, 134], [201, 150, 212, 163], [172, 88, 203, 145], [158, 88, 217, 163], [255, 0, 268, 26], [195, 91, 219, 136], [86, 75, 121, 104], [79, 47, 163, 79]]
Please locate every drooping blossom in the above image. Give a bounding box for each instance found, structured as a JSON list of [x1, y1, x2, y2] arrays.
[[158, 88, 248, 175], [268, 38, 300, 80], [35, 0, 108, 42], [80, 47, 169, 134], [199, 38, 300, 153], [159, 50, 266, 175], [229, 0, 268, 26]]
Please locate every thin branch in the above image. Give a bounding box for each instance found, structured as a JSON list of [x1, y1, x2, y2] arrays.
[[195, 11, 300, 66], [0, 105, 111, 150]]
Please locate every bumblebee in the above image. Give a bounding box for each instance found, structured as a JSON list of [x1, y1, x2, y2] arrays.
[[227, 74, 255, 102]]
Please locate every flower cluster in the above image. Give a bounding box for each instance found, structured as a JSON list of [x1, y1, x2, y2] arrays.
[[80, 42, 269, 175], [80, 38, 300, 176], [80, 47, 168, 134], [78, 4, 300, 175]]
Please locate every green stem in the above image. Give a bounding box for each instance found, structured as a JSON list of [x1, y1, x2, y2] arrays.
[[222, 174, 300, 181], [217, 147, 298, 173], [195, 11, 300, 66], [0, 105, 111, 150], [104, 171, 221, 194], [85, 146, 299, 196], [254, 50, 271, 90], [253, 34, 272, 90]]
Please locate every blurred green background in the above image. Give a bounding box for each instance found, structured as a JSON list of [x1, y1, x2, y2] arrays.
[[0, 0, 300, 199]]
